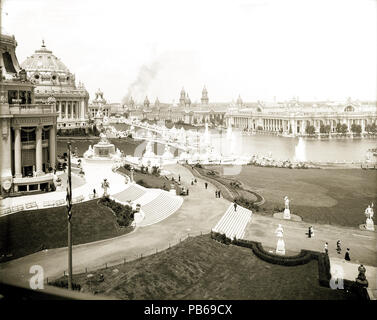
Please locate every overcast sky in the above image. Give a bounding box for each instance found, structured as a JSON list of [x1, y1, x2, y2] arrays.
[[2, 0, 376, 104]]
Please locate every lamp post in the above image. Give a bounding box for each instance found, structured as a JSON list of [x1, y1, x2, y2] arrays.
[[66, 142, 73, 290]]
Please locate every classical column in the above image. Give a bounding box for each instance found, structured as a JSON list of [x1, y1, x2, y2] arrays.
[[81, 100, 85, 120], [76, 102, 79, 119], [49, 126, 56, 169], [65, 102, 68, 119], [71, 102, 74, 119], [58, 101, 62, 119], [14, 126, 22, 178], [35, 126, 43, 176]]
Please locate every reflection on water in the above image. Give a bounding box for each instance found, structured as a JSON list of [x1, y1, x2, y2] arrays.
[[211, 130, 376, 162], [57, 127, 377, 162]]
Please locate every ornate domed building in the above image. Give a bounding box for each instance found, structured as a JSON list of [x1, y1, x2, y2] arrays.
[[21, 41, 89, 130], [201, 86, 209, 105], [144, 96, 150, 108], [1, 34, 58, 197], [88, 88, 109, 118]]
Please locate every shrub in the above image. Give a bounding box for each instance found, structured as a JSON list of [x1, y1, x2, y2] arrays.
[[136, 179, 151, 188], [50, 277, 81, 291], [98, 197, 134, 227], [234, 196, 259, 212], [151, 166, 161, 176]]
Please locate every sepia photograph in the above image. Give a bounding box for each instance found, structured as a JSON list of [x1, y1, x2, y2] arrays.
[[0, 0, 376, 308]]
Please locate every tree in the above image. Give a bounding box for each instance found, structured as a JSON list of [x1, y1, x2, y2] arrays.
[[340, 123, 348, 134], [320, 124, 331, 134], [366, 123, 377, 133], [335, 123, 348, 134], [351, 124, 362, 135], [305, 125, 315, 135]]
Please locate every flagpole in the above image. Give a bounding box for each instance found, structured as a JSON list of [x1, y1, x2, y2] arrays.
[[67, 142, 73, 290]]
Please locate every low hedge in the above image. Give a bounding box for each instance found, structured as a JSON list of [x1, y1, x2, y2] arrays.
[[50, 277, 81, 291], [98, 196, 134, 227], [210, 231, 369, 299]]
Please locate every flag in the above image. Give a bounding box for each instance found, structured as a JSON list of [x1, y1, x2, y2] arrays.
[[66, 143, 72, 220]]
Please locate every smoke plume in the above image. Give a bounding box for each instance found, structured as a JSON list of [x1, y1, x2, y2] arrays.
[[122, 60, 162, 105]]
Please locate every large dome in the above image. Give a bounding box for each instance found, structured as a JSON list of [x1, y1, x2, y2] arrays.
[[21, 41, 75, 86]]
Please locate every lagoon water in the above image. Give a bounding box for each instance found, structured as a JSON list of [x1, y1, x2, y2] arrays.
[[211, 130, 376, 162], [58, 124, 376, 162]]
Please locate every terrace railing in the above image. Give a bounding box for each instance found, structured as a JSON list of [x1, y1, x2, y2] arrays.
[[9, 104, 56, 115]]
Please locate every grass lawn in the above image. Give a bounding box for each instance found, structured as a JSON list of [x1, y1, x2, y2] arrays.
[[207, 165, 377, 227], [0, 199, 132, 261], [65, 234, 359, 300], [118, 167, 181, 192]]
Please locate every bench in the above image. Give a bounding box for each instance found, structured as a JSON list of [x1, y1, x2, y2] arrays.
[[55, 199, 66, 206], [25, 202, 38, 209], [11, 205, 24, 213], [43, 200, 55, 208], [0, 207, 11, 215]]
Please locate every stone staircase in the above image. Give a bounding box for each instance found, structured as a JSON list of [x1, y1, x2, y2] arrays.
[[138, 191, 183, 227], [212, 203, 252, 240], [112, 184, 146, 202]]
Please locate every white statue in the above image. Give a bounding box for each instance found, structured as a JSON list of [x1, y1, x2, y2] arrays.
[[101, 178, 110, 197], [83, 145, 94, 159], [275, 224, 285, 255], [283, 196, 291, 219], [284, 196, 290, 210], [365, 204, 374, 219], [365, 203, 375, 231]]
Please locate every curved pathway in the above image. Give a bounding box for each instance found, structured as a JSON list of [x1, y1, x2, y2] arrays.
[[1, 163, 376, 299], [0, 164, 229, 285]]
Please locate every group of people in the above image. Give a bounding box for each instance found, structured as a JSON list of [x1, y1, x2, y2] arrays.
[[324, 240, 351, 261], [215, 190, 221, 198]]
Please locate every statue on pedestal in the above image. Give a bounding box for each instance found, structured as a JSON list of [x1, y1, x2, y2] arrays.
[[364, 203, 374, 231], [283, 196, 291, 219], [101, 178, 110, 197], [275, 224, 285, 255], [355, 264, 368, 288]]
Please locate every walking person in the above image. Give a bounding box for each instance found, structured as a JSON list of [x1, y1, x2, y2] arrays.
[[205, 182, 208, 189], [93, 188, 96, 198], [336, 240, 342, 254], [344, 248, 351, 261], [308, 226, 312, 238], [218, 190, 221, 198], [215, 190, 218, 198], [324, 242, 328, 255], [178, 174, 181, 182], [234, 202, 237, 212], [187, 188, 189, 196]]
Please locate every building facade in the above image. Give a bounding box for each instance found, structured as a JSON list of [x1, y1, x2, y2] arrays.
[[88, 89, 110, 118], [21, 41, 89, 130], [124, 87, 227, 126], [225, 98, 377, 136], [1, 34, 58, 197]]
